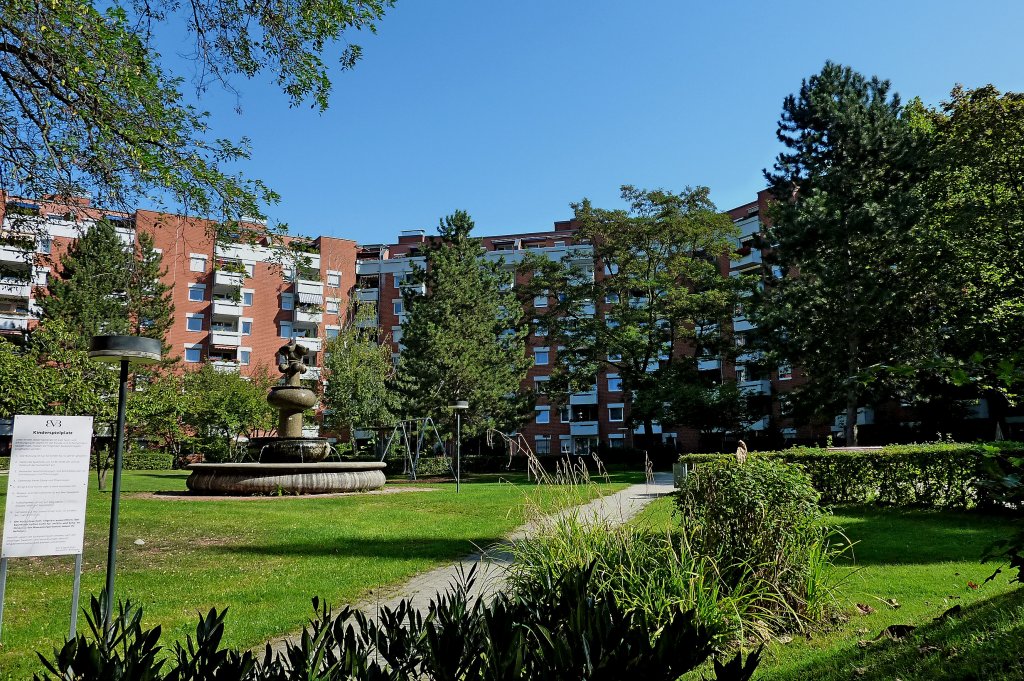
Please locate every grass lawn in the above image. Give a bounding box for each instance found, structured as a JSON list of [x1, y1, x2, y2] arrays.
[[0, 468, 640, 678], [636, 497, 1024, 681]]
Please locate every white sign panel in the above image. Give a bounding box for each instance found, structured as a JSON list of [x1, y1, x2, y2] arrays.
[[2, 415, 93, 558]]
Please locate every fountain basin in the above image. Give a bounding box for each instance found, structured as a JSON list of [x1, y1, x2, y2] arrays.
[[186, 462, 387, 495], [248, 436, 331, 463]]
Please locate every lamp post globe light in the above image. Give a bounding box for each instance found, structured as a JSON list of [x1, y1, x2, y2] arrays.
[[88, 335, 161, 634], [449, 400, 469, 493]]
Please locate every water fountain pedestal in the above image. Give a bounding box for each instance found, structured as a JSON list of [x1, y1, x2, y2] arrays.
[[186, 340, 386, 495]]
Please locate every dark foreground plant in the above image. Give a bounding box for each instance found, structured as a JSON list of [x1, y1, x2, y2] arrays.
[[36, 566, 760, 680], [980, 446, 1024, 584]]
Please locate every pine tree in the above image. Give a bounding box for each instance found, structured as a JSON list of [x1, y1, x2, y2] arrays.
[[396, 211, 532, 439], [40, 220, 174, 349], [750, 62, 927, 445]]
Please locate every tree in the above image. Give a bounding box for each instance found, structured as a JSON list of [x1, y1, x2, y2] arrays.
[[396, 211, 532, 438], [526, 186, 740, 444], [322, 301, 397, 446], [0, 0, 393, 225], [127, 371, 189, 461], [181, 363, 277, 461], [750, 62, 927, 445], [39, 219, 174, 349]]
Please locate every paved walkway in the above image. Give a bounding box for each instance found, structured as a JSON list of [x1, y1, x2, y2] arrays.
[[267, 472, 674, 654]]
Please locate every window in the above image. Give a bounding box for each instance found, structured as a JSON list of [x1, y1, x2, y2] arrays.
[[184, 346, 202, 363], [736, 366, 749, 383], [534, 348, 549, 365], [186, 315, 204, 332], [245, 263, 255, 277], [535, 407, 551, 424], [607, 374, 622, 392], [327, 271, 341, 288], [534, 321, 547, 337], [326, 327, 340, 340], [393, 299, 403, 315], [188, 284, 205, 302], [534, 376, 549, 393], [392, 326, 403, 343], [608, 435, 625, 449], [560, 405, 571, 423], [326, 298, 340, 315], [534, 291, 548, 308], [393, 273, 405, 288], [283, 266, 295, 281], [280, 322, 293, 339], [535, 436, 551, 455], [607, 352, 622, 362], [281, 293, 294, 311], [38, 237, 51, 255], [603, 262, 619, 275], [242, 291, 254, 306], [778, 364, 793, 381], [604, 293, 620, 304], [241, 320, 252, 335], [34, 269, 49, 286], [608, 404, 624, 422], [190, 254, 207, 272], [239, 350, 251, 365]]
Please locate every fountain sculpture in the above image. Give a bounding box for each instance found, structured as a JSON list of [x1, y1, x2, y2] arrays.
[[186, 340, 386, 495]]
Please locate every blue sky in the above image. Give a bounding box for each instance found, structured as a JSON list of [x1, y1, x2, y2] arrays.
[[178, 1, 1024, 242]]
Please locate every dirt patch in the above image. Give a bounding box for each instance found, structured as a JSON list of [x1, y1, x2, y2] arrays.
[[128, 486, 439, 501]]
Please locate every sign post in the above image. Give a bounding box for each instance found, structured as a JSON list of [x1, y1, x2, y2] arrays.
[[0, 415, 93, 642]]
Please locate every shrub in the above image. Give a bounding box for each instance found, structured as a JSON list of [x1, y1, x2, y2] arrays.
[[89, 449, 175, 470], [36, 570, 760, 680], [677, 442, 1024, 509], [675, 458, 844, 625]]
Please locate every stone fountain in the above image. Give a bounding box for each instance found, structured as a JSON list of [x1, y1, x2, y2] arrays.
[[186, 340, 386, 495]]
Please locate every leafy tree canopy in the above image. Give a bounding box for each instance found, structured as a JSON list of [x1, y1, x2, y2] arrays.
[[0, 0, 393, 225]]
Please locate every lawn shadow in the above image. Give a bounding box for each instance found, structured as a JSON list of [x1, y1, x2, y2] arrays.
[[212, 536, 504, 561], [831, 507, 1010, 566], [771, 587, 1024, 680]]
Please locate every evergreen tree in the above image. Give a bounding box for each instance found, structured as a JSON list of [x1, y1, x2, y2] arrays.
[[40, 220, 174, 349], [750, 62, 927, 445], [396, 211, 532, 438], [323, 301, 398, 444]]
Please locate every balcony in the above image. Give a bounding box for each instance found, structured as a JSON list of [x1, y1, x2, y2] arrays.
[[731, 249, 762, 270], [697, 357, 721, 371], [0, 312, 29, 333], [736, 216, 761, 239], [302, 366, 322, 381], [569, 389, 599, 406], [738, 379, 772, 396], [634, 422, 663, 435], [743, 417, 770, 431], [296, 279, 324, 297], [733, 317, 755, 333], [210, 330, 242, 347], [0, 242, 32, 263], [0, 277, 31, 298], [736, 350, 764, 364], [569, 421, 599, 436], [214, 269, 244, 287], [356, 287, 379, 303], [212, 299, 243, 317], [355, 316, 377, 329], [211, 360, 241, 374], [289, 335, 322, 352], [295, 307, 323, 324]]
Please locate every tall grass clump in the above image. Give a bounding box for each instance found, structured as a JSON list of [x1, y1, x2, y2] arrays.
[[675, 457, 847, 627]]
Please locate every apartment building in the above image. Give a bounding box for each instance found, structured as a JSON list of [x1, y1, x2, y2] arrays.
[[1, 192, 836, 451]]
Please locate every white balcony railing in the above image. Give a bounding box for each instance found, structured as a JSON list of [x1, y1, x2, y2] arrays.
[[697, 357, 721, 371], [302, 366, 322, 381], [733, 317, 755, 333], [212, 299, 243, 317], [295, 308, 323, 323], [296, 279, 324, 297], [0, 243, 31, 262], [731, 249, 762, 270], [356, 288, 379, 303], [569, 421, 599, 436], [0, 278, 31, 298], [214, 269, 244, 287], [569, 389, 599, 406], [738, 379, 771, 396], [210, 330, 242, 347], [211, 360, 241, 373], [736, 350, 764, 365], [289, 335, 322, 352], [0, 313, 29, 331]]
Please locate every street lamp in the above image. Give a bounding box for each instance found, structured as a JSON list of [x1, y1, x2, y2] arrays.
[[89, 335, 161, 634], [449, 400, 468, 493]]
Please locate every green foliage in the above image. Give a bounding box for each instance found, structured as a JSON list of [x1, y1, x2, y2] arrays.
[[179, 364, 277, 461], [36, 568, 757, 680], [752, 62, 928, 445], [678, 442, 1024, 509], [39, 219, 174, 350], [322, 301, 397, 435], [0, 0, 393, 224], [396, 211, 532, 438], [675, 458, 843, 624], [525, 185, 742, 437], [980, 448, 1024, 584]]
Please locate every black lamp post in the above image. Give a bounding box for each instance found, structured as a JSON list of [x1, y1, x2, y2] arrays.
[[89, 335, 161, 634], [449, 400, 468, 493]]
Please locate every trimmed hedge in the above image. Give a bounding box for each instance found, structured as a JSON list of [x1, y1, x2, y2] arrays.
[[678, 442, 1024, 510], [1, 452, 174, 471]]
